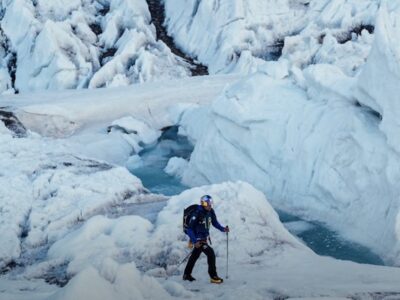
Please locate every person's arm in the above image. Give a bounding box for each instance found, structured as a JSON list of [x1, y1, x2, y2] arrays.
[[187, 211, 199, 243], [211, 209, 226, 232]]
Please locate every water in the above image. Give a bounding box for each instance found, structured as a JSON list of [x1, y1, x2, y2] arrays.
[[128, 126, 192, 196], [128, 126, 384, 266], [278, 210, 384, 265]]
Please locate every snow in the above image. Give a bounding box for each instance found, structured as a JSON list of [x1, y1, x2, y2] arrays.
[[1, 74, 238, 138], [356, 2, 400, 153], [49, 263, 174, 300], [108, 116, 161, 153], [0, 79, 399, 298], [164, 157, 188, 179], [0, 73, 235, 271], [2, 180, 400, 299], [163, 0, 380, 76], [0, 120, 11, 135], [303, 64, 356, 104], [180, 73, 400, 266], [164, 0, 303, 74], [0, 0, 190, 93], [0, 132, 145, 269]]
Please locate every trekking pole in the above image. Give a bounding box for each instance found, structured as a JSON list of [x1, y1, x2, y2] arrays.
[[177, 250, 192, 269], [166, 250, 192, 277], [226, 231, 229, 279]]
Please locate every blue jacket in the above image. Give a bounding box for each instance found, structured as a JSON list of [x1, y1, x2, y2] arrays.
[[186, 205, 225, 243]]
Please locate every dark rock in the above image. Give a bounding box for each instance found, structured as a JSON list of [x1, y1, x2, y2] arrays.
[[0, 260, 18, 274], [7, 52, 17, 93], [100, 47, 118, 66], [0, 109, 27, 137], [145, 0, 209, 76], [99, 5, 110, 16], [336, 24, 374, 44], [89, 23, 102, 36], [44, 262, 71, 287]]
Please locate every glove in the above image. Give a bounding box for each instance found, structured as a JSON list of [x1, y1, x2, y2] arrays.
[[224, 226, 230, 233], [188, 241, 193, 249]]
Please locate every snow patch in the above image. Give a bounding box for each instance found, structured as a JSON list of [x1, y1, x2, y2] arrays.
[[164, 157, 188, 179], [356, 2, 400, 153]]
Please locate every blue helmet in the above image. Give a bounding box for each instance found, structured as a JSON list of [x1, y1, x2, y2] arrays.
[[200, 195, 213, 208]]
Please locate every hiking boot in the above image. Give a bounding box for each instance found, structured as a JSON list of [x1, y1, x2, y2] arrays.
[[210, 276, 223, 284], [182, 274, 196, 282]]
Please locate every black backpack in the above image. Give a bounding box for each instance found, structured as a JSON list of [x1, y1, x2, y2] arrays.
[[183, 204, 199, 234]]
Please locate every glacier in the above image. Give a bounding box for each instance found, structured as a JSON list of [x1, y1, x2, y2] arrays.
[[1, 0, 400, 299]]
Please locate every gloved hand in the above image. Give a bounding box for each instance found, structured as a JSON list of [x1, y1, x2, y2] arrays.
[[224, 226, 230, 233], [188, 241, 193, 249]]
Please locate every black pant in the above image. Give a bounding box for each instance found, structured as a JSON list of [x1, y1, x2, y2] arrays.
[[184, 243, 217, 277]]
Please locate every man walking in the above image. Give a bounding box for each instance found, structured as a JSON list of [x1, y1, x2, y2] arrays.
[[183, 195, 229, 284]]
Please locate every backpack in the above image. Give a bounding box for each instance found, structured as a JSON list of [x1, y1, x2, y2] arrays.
[[183, 204, 199, 234]]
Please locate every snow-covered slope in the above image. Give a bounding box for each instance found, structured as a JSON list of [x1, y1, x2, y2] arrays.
[[1, 71, 400, 298], [0, 129, 146, 271], [0, 0, 384, 93], [176, 3, 400, 266], [356, 2, 400, 153], [163, 0, 379, 75], [2, 178, 400, 299], [2, 0, 400, 298], [0, 0, 190, 93], [0, 74, 238, 136], [180, 70, 400, 266]]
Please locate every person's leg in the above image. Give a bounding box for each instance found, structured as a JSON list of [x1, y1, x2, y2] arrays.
[[202, 244, 217, 277], [183, 247, 202, 277]]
